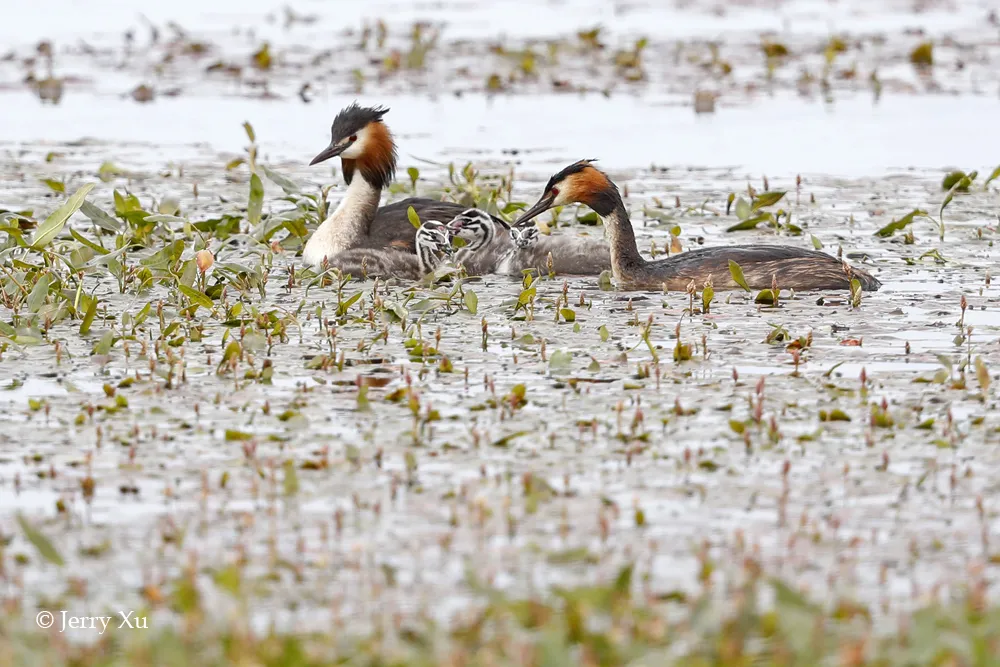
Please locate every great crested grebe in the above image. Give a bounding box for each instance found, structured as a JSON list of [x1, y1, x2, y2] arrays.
[[445, 209, 541, 276], [323, 220, 453, 280], [304, 103, 611, 276], [515, 160, 881, 292]]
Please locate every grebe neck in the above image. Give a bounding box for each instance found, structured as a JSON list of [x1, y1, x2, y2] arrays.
[[599, 196, 644, 278], [303, 175, 381, 267]]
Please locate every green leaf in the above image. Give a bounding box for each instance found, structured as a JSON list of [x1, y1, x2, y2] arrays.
[[179, 285, 214, 309], [560, 308, 576, 322], [247, 173, 264, 226], [701, 286, 714, 312], [728, 260, 750, 291], [92, 330, 114, 355], [726, 213, 770, 232], [41, 178, 65, 194], [984, 164, 1000, 189], [755, 289, 780, 304], [734, 197, 751, 220], [751, 191, 786, 210], [213, 565, 242, 596], [599, 325, 610, 342], [79, 295, 98, 335], [463, 289, 478, 314], [259, 165, 300, 194], [810, 234, 823, 249], [80, 200, 122, 233], [17, 513, 65, 566], [243, 121, 256, 143], [113, 190, 142, 217], [26, 274, 54, 313], [336, 291, 363, 316], [873, 209, 927, 238], [283, 459, 299, 496], [407, 206, 421, 229], [30, 183, 96, 249], [549, 349, 573, 371], [69, 228, 108, 254], [489, 431, 530, 448], [225, 429, 252, 441]]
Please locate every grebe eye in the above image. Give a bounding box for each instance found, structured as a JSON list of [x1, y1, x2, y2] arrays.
[[551, 187, 559, 196], [349, 134, 357, 142]]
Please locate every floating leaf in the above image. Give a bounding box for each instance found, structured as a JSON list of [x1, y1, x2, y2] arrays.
[[79, 296, 97, 335], [755, 289, 780, 305], [179, 285, 213, 309], [599, 325, 610, 342], [41, 178, 65, 194], [909, 42, 933, 67], [751, 191, 786, 210], [984, 165, 1000, 189], [463, 289, 478, 314], [30, 183, 95, 249], [560, 308, 576, 322], [733, 197, 751, 220], [726, 214, 769, 232], [820, 409, 851, 422], [247, 173, 264, 226], [810, 234, 823, 249], [873, 209, 927, 238], [490, 431, 530, 448], [549, 349, 573, 371], [17, 513, 64, 566], [728, 260, 750, 291], [406, 206, 421, 229], [225, 429, 252, 441]]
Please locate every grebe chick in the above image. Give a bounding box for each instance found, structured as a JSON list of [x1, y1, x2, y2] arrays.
[[446, 209, 542, 277], [323, 221, 453, 281], [510, 225, 541, 249], [304, 103, 611, 276], [515, 160, 881, 292]]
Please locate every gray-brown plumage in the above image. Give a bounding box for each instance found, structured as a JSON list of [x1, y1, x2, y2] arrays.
[[320, 220, 453, 281], [515, 160, 881, 292]]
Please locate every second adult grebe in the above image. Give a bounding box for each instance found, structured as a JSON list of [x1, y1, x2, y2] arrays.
[[515, 160, 881, 292]]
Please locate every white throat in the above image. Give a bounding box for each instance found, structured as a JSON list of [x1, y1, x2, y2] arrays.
[[303, 176, 381, 267]]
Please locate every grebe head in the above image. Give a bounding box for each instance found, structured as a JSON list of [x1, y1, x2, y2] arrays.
[[515, 159, 618, 225], [415, 220, 454, 257], [446, 209, 495, 252], [309, 102, 397, 189], [415, 220, 454, 271], [509, 225, 540, 249]]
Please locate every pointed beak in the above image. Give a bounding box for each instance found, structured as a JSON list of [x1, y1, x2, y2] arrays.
[[309, 141, 346, 166], [515, 191, 556, 227]]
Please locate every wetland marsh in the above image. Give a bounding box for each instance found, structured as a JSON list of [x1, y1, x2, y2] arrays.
[[1, 0, 999, 664]]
